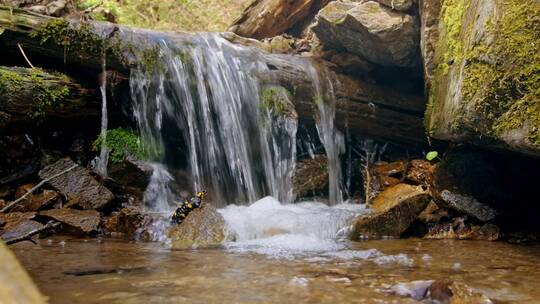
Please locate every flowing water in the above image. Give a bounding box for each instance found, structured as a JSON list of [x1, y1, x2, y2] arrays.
[[9, 198, 540, 303], [96, 55, 110, 178]]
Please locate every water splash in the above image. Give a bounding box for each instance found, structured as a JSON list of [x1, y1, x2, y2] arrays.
[[143, 163, 174, 212]]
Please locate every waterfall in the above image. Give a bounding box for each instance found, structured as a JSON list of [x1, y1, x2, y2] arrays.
[[305, 65, 345, 205], [96, 55, 110, 178], [128, 33, 342, 206]]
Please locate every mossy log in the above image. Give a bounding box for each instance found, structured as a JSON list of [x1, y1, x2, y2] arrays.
[[0, 66, 99, 132], [0, 6, 426, 144]]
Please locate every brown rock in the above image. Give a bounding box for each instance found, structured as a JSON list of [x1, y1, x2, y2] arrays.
[[39, 158, 114, 210], [0, 242, 47, 303], [0, 212, 36, 231], [312, 1, 419, 67], [230, 0, 331, 39], [352, 184, 431, 238], [11, 190, 60, 212], [428, 279, 453, 302], [373, 160, 408, 177], [406, 159, 435, 185], [39, 209, 100, 235], [105, 159, 153, 201], [424, 220, 500, 241], [418, 200, 446, 223], [1, 220, 44, 244], [168, 204, 226, 250]]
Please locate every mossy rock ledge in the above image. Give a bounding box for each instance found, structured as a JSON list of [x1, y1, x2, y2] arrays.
[[425, 0, 540, 157]]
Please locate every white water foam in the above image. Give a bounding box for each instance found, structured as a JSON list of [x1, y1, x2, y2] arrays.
[[218, 197, 414, 266]]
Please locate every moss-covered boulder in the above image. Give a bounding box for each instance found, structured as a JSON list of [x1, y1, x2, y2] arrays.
[[425, 0, 540, 157]]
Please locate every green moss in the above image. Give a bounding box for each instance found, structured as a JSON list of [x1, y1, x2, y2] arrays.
[[260, 87, 292, 116], [93, 128, 148, 163], [461, 0, 540, 146], [439, 0, 469, 73], [0, 67, 70, 120]]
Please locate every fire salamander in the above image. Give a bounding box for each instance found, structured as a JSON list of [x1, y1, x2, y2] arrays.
[[171, 191, 207, 225]]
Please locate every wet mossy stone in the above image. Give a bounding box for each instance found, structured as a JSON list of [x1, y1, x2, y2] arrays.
[[425, 0, 540, 156]]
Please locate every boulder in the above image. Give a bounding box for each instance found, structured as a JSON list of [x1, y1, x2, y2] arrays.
[[312, 1, 419, 67], [39, 158, 114, 210], [167, 204, 226, 250], [293, 155, 329, 198], [39, 209, 100, 235], [378, 0, 414, 12], [352, 184, 431, 238], [440, 190, 497, 222], [424, 0, 540, 156], [0, 242, 46, 304], [230, 0, 331, 39]]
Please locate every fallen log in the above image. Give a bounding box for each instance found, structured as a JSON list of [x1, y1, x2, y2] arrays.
[[0, 6, 426, 145], [0, 65, 100, 132]]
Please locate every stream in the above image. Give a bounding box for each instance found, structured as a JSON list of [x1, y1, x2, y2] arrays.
[[10, 197, 540, 303]]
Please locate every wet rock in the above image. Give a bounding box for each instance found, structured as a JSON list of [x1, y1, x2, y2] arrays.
[[440, 190, 497, 222], [106, 159, 153, 202], [0, 242, 47, 303], [11, 189, 60, 212], [378, 0, 414, 12], [425, 219, 500, 241], [0, 212, 36, 231], [406, 159, 435, 186], [352, 184, 431, 238], [39, 158, 114, 210], [371, 160, 407, 191], [428, 280, 493, 303], [293, 155, 328, 198], [39, 209, 100, 235], [1, 220, 44, 243], [264, 35, 296, 54], [312, 1, 419, 67], [103, 207, 145, 238], [418, 200, 447, 223], [0, 185, 10, 198], [390, 280, 434, 300], [168, 204, 226, 250]]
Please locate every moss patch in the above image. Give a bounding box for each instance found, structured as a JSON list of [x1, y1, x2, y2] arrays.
[[260, 86, 295, 118], [93, 128, 147, 163]]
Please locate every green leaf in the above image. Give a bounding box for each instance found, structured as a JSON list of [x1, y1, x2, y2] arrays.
[[426, 151, 439, 161]]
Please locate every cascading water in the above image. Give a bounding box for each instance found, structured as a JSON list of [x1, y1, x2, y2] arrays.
[[96, 55, 110, 178], [305, 65, 346, 205], [129, 34, 309, 206]]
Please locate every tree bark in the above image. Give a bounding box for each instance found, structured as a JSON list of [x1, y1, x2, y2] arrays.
[[0, 6, 426, 145]]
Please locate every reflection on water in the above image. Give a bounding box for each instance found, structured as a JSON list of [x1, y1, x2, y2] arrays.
[[11, 237, 540, 303]]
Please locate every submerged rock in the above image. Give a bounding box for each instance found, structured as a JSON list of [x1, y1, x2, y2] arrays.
[[168, 204, 226, 250], [425, 220, 500, 241], [39, 209, 100, 235], [39, 158, 114, 210], [352, 184, 430, 238], [0, 242, 46, 303], [312, 1, 419, 67], [428, 280, 493, 303]]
